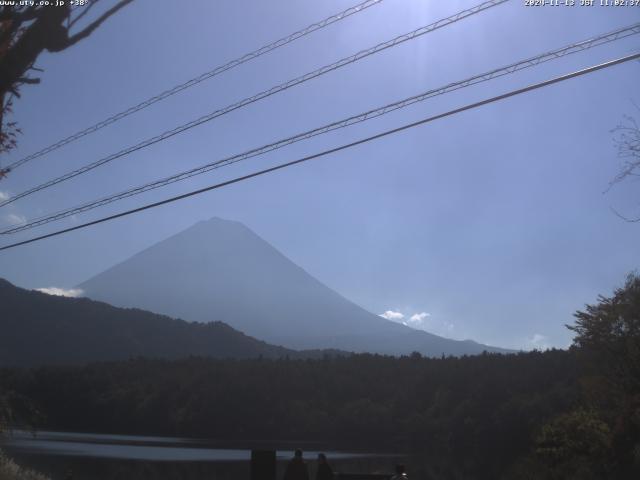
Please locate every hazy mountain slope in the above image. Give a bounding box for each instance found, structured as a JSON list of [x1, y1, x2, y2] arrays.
[[79, 218, 510, 356], [0, 278, 306, 367]]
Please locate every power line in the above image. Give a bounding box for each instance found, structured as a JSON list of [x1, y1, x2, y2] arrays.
[[1, 51, 637, 252], [3, 0, 385, 172], [4, 21, 639, 235], [0, 0, 508, 208]]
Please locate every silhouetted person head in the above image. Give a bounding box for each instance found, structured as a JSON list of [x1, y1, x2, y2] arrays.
[[315, 453, 333, 480], [284, 449, 310, 480], [395, 464, 405, 475]]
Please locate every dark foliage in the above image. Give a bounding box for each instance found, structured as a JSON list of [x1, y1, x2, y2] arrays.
[[564, 273, 640, 477], [0, 350, 580, 479], [569, 273, 640, 398], [505, 273, 640, 479]]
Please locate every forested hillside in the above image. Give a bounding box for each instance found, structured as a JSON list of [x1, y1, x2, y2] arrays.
[[0, 279, 306, 366]]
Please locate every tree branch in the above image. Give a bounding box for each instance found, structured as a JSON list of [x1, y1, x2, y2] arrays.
[[68, 0, 99, 29], [17, 77, 40, 85], [610, 206, 640, 223], [62, 0, 133, 50]]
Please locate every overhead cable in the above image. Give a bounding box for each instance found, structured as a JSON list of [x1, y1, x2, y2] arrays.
[[4, 0, 385, 172], [1, 51, 637, 252], [3, 21, 638, 235], [0, 0, 508, 207]]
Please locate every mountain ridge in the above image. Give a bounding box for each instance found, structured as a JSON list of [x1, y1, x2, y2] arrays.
[[78, 217, 512, 356], [0, 278, 342, 367]]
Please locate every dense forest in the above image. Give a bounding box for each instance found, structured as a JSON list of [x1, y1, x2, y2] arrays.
[[1, 274, 639, 479], [1, 350, 579, 479]]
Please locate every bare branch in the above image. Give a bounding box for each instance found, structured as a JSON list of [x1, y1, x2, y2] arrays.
[[610, 206, 640, 223], [63, 0, 133, 49], [609, 108, 640, 188], [17, 77, 40, 85], [68, 0, 99, 29], [607, 103, 640, 221]]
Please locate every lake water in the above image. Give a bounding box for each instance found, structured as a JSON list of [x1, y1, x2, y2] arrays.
[[1, 430, 407, 480]]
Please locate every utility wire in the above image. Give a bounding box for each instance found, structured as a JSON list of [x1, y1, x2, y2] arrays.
[[0, 0, 508, 208], [1, 52, 637, 252], [3, 21, 639, 235], [3, 0, 384, 172]]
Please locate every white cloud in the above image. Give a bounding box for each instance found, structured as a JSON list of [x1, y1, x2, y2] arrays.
[[36, 287, 84, 298], [0, 191, 8, 201], [380, 308, 458, 338], [527, 333, 550, 351], [409, 312, 429, 323], [4, 212, 26, 225], [379, 310, 405, 321]]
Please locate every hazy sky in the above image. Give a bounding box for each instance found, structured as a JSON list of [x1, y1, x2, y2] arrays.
[[0, 0, 638, 350]]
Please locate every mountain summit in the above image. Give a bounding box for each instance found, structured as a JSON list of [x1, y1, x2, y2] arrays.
[[79, 217, 508, 356]]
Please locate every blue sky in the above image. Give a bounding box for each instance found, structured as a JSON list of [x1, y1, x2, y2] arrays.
[[0, 0, 639, 350]]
